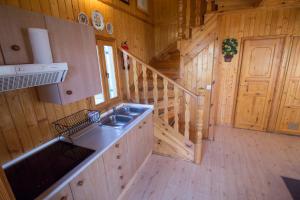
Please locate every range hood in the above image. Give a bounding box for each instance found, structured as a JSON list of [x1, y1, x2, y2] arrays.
[[0, 28, 68, 92]]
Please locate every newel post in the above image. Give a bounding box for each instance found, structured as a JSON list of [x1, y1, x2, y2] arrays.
[[194, 95, 204, 164]]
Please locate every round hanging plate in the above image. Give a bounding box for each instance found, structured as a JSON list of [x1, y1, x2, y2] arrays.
[[92, 10, 105, 31], [106, 23, 113, 34], [78, 12, 89, 25]]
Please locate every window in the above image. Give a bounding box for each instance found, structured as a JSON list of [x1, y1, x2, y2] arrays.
[[94, 46, 105, 105], [104, 45, 118, 99], [94, 39, 121, 107]]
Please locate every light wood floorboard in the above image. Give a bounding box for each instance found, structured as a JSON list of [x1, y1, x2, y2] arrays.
[[121, 126, 300, 200]]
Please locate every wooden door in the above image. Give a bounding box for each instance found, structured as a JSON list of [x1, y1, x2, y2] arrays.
[[69, 156, 111, 200], [49, 184, 74, 200], [276, 37, 300, 135], [0, 5, 45, 64], [44, 16, 102, 104], [234, 38, 284, 131]]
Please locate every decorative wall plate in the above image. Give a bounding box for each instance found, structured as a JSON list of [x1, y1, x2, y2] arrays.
[[91, 10, 105, 31], [78, 12, 89, 25], [106, 23, 113, 35]]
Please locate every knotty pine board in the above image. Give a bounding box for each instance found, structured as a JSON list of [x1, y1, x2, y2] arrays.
[[216, 7, 300, 126], [0, 0, 155, 164]]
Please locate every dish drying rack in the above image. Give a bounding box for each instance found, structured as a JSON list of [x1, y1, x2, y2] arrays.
[[52, 110, 101, 141]]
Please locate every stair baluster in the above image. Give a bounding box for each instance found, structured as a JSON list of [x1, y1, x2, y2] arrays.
[[153, 72, 159, 118], [163, 79, 169, 124], [142, 64, 148, 104], [132, 58, 139, 103], [174, 86, 180, 133]]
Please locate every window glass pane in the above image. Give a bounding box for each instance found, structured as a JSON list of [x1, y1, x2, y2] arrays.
[[94, 46, 105, 105], [104, 45, 118, 99]]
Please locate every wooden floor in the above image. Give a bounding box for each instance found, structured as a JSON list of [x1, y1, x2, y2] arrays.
[[121, 126, 300, 200]]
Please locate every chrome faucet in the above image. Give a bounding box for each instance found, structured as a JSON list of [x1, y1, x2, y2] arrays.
[[113, 107, 117, 115]]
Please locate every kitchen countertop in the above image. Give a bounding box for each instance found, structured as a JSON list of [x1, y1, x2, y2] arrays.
[[2, 103, 153, 200]]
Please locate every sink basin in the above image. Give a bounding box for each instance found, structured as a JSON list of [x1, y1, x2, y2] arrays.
[[101, 114, 134, 128], [117, 106, 147, 116]]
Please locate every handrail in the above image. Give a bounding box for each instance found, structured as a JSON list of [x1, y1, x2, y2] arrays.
[[119, 48, 203, 98]]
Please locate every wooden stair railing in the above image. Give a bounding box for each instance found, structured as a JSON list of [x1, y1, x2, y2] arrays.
[[120, 48, 207, 164]]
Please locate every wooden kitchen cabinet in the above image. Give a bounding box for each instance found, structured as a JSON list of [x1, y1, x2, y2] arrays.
[[49, 184, 74, 200], [38, 16, 102, 104], [69, 156, 111, 200], [0, 5, 45, 64], [102, 136, 131, 200]]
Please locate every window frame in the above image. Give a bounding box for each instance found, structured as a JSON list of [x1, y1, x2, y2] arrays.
[[92, 36, 122, 110]]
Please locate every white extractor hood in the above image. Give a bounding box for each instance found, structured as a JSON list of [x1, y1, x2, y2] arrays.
[[0, 28, 68, 92]]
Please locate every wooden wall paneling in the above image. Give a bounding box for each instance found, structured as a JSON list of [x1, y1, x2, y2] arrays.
[[0, 168, 15, 200], [0, 94, 22, 161], [49, 0, 60, 17], [275, 36, 300, 135], [267, 36, 292, 132], [5, 91, 34, 151], [153, 0, 178, 55]]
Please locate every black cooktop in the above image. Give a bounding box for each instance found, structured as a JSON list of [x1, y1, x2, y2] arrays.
[[4, 141, 95, 200]]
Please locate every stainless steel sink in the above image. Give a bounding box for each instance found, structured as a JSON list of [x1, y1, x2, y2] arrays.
[[117, 106, 147, 116], [101, 114, 134, 128]]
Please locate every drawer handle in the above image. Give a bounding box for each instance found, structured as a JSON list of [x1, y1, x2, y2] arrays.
[[60, 196, 67, 200], [121, 185, 125, 190], [143, 121, 146, 125], [118, 165, 122, 170], [77, 180, 84, 186], [66, 90, 73, 95], [138, 126, 142, 129], [120, 175, 124, 180], [11, 44, 20, 51], [115, 143, 120, 148], [116, 155, 121, 159]]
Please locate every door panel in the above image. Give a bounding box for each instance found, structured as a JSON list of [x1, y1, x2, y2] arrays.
[[276, 37, 300, 135], [235, 38, 284, 131]]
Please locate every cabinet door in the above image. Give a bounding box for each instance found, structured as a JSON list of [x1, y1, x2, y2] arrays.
[[126, 127, 139, 175], [0, 5, 45, 64], [49, 184, 73, 200], [103, 136, 130, 200], [44, 16, 102, 104], [70, 157, 111, 200]]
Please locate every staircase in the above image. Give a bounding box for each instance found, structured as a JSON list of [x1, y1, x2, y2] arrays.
[[150, 42, 181, 81], [121, 49, 207, 163]]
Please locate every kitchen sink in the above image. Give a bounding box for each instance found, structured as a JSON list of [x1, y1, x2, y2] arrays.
[[100, 106, 148, 128], [101, 114, 134, 128], [117, 106, 147, 116]]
